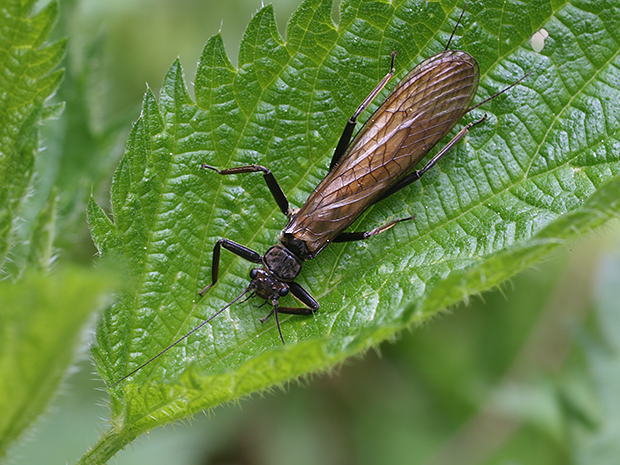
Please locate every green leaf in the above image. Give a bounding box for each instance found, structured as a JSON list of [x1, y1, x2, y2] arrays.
[[0, 0, 65, 271], [26, 187, 58, 271], [85, 0, 620, 462], [36, 24, 128, 253], [0, 267, 115, 460]]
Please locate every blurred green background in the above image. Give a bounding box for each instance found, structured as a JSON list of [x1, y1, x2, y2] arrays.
[[9, 0, 620, 464]]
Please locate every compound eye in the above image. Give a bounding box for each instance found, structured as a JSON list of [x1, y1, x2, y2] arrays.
[[250, 268, 258, 279], [278, 287, 289, 297]]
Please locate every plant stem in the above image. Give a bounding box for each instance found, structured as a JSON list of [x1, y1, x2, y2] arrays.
[[76, 427, 137, 465]]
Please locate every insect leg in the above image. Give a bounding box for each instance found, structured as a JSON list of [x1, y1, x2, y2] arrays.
[[199, 238, 262, 296], [259, 282, 318, 320], [259, 306, 289, 344], [279, 281, 319, 314], [202, 163, 292, 217], [373, 114, 489, 203], [465, 72, 533, 114], [259, 282, 318, 344], [332, 216, 414, 243], [330, 52, 397, 171]]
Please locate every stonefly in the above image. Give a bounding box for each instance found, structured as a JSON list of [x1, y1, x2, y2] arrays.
[[111, 6, 529, 386]]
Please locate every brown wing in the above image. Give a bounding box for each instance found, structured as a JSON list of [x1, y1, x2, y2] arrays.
[[284, 50, 480, 255]]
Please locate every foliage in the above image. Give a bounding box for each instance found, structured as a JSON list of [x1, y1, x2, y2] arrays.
[[0, 0, 64, 271], [0, 0, 115, 459], [1, 0, 619, 463], [81, 0, 620, 463]]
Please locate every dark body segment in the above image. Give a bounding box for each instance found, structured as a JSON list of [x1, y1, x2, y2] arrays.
[[284, 50, 480, 257]]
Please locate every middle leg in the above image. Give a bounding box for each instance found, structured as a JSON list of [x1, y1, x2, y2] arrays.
[[332, 216, 414, 243], [202, 163, 292, 217]]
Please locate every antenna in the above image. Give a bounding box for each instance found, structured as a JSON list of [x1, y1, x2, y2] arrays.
[[445, 3, 467, 51], [109, 287, 251, 387]]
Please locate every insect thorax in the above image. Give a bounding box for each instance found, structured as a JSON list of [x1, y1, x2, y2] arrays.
[[263, 244, 303, 282]]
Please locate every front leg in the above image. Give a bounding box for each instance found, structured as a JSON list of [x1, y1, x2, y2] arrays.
[[278, 281, 320, 314], [199, 238, 262, 296], [259, 282, 319, 320], [259, 282, 319, 344]]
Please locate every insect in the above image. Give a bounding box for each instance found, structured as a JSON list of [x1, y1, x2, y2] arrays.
[[111, 6, 529, 386]]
